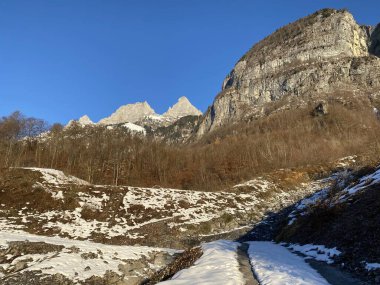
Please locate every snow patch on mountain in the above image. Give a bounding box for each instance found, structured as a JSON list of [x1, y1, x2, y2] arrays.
[[122, 122, 146, 135]]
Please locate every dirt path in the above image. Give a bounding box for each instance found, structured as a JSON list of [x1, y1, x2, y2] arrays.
[[237, 243, 259, 285]]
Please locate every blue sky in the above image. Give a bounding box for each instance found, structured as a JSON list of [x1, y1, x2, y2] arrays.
[[1, 0, 379, 124]]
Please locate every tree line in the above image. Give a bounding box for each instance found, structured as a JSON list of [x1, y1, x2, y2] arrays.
[[1, 99, 380, 191]]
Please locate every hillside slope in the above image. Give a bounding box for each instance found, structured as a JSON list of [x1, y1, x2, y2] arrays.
[[276, 166, 380, 283]]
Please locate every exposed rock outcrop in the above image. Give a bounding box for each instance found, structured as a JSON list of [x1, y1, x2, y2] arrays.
[[98, 101, 156, 125], [78, 115, 94, 126], [196, 9, 380, 136], [65, 115, 94, 128], [163, 96, 202, 118]]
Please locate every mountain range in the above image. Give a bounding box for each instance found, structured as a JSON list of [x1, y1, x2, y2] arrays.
[[2, 8, 380, 285], [67, 96, 202, 128]]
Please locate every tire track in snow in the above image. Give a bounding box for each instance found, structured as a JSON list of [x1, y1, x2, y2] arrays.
[[237, 243, 259, 285]]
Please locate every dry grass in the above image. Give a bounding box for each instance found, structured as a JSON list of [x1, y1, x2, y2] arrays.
[[1, 95, 380, 191]]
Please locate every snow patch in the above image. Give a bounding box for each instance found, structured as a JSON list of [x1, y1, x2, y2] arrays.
[[159, 240, 244, 285], [21, 167, 90, 186], [338, 167, 380, 202], [233, 178, 274, 191], [365, 262, 380, 271], [248, 241, 329, 285], [286, 243, 341, 264], [122, 122, 146, 134], [0, 230, 176, 282]]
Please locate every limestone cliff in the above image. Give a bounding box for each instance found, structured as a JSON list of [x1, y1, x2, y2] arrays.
[[197, 9, 380, 136]]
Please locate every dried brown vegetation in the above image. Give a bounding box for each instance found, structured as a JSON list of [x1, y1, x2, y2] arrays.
[[1, 96, 380, 191]]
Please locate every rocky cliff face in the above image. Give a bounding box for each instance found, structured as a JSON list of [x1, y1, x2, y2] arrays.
[[197, 9, 380, 136], [98, 101, 156, 125], [87, 97, 201, 126], [163, 96, 202, 118]]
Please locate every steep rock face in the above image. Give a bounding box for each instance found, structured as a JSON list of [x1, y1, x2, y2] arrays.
[[163, 96, 202, 118], [65, 115, 94, 128], [150, 115, 202, 144], [197, 9, 380, 136], [98, 102, 156, 125], [78, 115, 93, 126]]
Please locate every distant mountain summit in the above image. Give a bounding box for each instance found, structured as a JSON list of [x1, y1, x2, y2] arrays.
[[98, 101, 156, 125], [96, 97, 201, 125], [66, 97, 201, 127], [65, 115, 94, 128], [64, 97, 201, 142], [163, 96, 202, 118], [78, 115, 93, 126]]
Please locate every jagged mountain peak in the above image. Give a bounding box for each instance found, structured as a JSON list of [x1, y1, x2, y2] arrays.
[[163, 96, 202, 118], [78, 115, 93, 126], [98, 101, 156, 125], [65, 115, 94, 128]]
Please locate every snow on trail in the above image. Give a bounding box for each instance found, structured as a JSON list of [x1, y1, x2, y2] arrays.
[[159, 240, 244, 285], [247, 242, 330, 285]]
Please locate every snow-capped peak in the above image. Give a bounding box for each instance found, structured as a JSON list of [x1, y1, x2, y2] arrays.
[[163, 96, 202, 118], [98, 101, 156, 125]]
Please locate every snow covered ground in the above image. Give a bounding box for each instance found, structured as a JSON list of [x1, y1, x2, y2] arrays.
[[1, 166, 341, 248], [0, 229, 177, 282], [365, 262, 380, 271], [122, 122, 147, 134], [286, 244, 341, 264], [1, 167, 268, 244], [20, 167, 90, 186], [337, 167, 380, 203], [247, 242, 330, 285], [155, 240, 334, 285], [158, 240, 244, 285]]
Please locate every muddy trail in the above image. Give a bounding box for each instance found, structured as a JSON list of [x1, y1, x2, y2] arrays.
[[237, 243, 259, 285]]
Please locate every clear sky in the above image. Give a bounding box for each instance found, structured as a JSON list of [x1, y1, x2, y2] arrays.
[[1, 0, 379, 124]]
